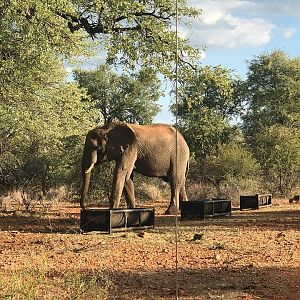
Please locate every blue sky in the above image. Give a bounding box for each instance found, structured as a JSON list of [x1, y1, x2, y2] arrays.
[[154, 0, 300, 123]]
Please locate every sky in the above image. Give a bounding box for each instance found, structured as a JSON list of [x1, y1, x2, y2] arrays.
[[154, 0, 300, 123]]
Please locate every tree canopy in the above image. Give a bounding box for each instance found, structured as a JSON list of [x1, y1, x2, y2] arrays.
[[243, 50, 300, 142], [173, 65, 243, 159], [58, 0, 201, 75], [74, 65, 161, 124], [0, 0, 202, 198], [0, 1, 97, 195], [2, 0, 300, 200], [254, 125, 300, 195], [0, 0, 86, 103], [242, 50, 300, 195]]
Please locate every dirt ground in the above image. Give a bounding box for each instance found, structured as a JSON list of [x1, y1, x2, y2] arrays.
[[0, 198, 300, 300]]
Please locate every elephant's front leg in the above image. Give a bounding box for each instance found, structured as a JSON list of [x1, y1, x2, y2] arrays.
[[124, 174, 136, 208], [109, 163, 128, 208], [109, 153, 136, 208]]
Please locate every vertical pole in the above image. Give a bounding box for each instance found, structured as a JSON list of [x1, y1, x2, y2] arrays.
[[175, 0, 179, 298], [109, 210, 112, 234]]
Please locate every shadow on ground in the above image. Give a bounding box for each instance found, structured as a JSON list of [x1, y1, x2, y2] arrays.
[[0, 212, 79, 233], [155, 208, 300, 232]]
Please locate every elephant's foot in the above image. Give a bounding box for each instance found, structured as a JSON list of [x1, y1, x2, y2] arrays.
[[164, 204, 180, 215]]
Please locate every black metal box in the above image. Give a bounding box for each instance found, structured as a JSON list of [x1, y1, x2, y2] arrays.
[[181, 199, 231, 220], [80, 207, 155, 233], [240, 194, 272, 210]]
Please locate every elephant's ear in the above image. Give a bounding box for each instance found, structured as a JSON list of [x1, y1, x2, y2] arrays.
[[107, 122, 136, 159]]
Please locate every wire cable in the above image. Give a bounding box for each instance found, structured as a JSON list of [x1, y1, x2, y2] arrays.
[[175, 0, 179, 298]]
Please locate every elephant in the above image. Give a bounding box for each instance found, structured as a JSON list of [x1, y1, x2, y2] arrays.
[[80, 121, 189, 214]]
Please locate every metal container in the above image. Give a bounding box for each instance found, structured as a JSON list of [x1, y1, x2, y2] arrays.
[[80, 207, 155, 233], [240, 194, 272, 210], [181, 199, 231, 220]]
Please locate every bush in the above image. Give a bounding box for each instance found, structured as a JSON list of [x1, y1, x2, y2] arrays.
[[188, 142, 262, 204]]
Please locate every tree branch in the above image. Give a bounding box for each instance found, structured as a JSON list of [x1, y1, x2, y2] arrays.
[[57, 7, 175, 37]]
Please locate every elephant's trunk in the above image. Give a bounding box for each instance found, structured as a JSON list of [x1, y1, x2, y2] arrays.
[[80, 170, 91, 209], [80, 149, 98, 209]]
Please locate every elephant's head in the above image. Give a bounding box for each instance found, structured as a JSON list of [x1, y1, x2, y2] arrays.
[[80, 121, 136, 209]]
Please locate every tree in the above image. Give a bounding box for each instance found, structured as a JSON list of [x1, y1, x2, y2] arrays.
[[0, 55, 98, 196], [74, 65, 161, 124], [242, 50, 300, 195], [1, 1, 201, 80], [0, 0, 87, 105], [0, 1, 97, 196], [58, 0, 201, 76], [243, 50, 300, 144], [1, 0, 201, 108], [173, 65, 244, 159], [0, 81, 96, 193], [254, 125, 300, 195]]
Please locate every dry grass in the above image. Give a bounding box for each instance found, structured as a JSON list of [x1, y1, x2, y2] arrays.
[[0, 267, 108, 300]]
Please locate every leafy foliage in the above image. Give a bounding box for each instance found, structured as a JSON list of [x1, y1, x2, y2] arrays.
[[199, 142, 261, 192], [0, 1, 96, 196], [0, 77, 97, 195], [173, 66, 243, 159], [0, 0, 87, 105], [254, 125, 300, 195], [243, 51, 300, 195], [3, 0, 300, 200], [186, 130, 262, 201], [74, 65, 161, 124], [243, 50, 300, 141], [58, 0, 202, 76]]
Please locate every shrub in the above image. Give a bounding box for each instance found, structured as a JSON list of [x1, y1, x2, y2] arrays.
[[188, 142, 262, 203]]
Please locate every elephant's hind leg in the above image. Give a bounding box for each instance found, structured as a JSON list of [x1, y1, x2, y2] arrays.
[[165, 182, 180, 215], [179, 184, 188, 210]]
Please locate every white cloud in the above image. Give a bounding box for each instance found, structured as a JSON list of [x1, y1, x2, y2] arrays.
[[194, 0, 253, 25], [201, 7, 224, 25], [200, 50, 207, 60], [282, 27, 296, 38], [174, 24, 190, 39], [188, 14, 274, 48], [190, 0, 300, 20], [208, 15, 274, 48], [186, 0, 276, 49]]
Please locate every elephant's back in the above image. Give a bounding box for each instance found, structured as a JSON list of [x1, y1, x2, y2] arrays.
[[129, 123, 175, 135], [130, 123, 186, 142], [130, 123, 182, 142], [130, 123, 189, 160]]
